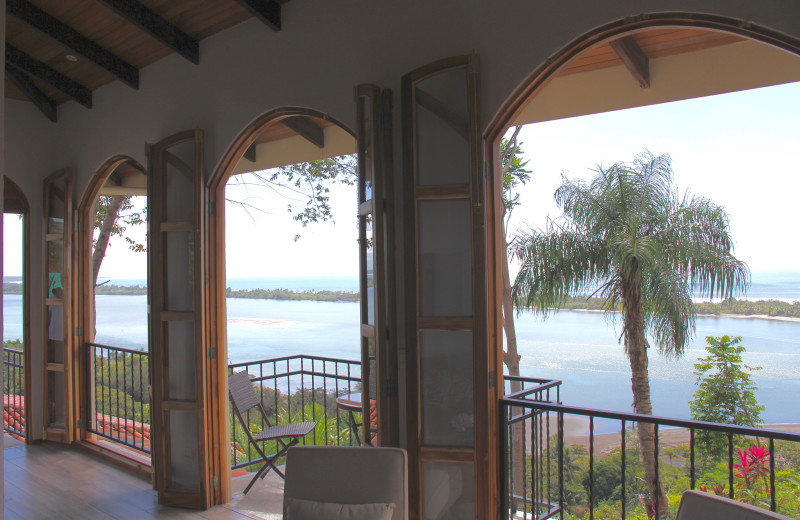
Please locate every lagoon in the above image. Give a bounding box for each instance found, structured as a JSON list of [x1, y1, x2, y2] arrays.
[[3, 290, 799, 425]]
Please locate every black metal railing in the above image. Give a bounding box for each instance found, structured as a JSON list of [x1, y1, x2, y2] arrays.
[[86, 342, 150, 453], [500, 396, 800, 519], [228, 355, 362, 470], [3, 344, 25, 439], [502, 376, 563, 518]]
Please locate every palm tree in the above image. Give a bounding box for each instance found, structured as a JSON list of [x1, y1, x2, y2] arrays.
[[511, 150, 749, 512]]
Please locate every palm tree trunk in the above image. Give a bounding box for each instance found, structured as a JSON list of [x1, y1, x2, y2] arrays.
[[501, 236, 526, 510], [91, 195, 125, 335], [622, 270, 667, 515]]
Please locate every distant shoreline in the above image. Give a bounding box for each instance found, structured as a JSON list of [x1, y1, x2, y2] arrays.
[[569, 307, 800, 323], [5, 281, 800, 321]]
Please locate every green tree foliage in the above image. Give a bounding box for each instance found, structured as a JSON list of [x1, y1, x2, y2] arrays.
[[690, 335, 764, 460], [512, 150, 749, 512], [227, 154, 357, 241]]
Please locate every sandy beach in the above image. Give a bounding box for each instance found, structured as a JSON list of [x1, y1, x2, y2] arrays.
[[523, 415, 800, 455]]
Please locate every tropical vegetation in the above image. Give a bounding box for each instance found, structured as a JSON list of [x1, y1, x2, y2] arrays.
[[511, 151, 749, 512]]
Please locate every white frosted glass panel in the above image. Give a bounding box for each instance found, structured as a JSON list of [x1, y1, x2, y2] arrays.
[[364, 216, 375, 325], [165, 231, 194, 311], [47, 178, 67, 232], [168, 410, 200, 490], [422, 461, 475, 520], [360, 99, 374, 202], [163, 141, 195, 223], [47, 371, 66, 428], [421, 331, 473, 447], [419, 200, 471, 316], [166, 321, 196, 400], [416, 68, 469, 186]]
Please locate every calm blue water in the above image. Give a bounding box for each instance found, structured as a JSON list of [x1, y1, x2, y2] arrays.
[[4, 272, 799, 425]]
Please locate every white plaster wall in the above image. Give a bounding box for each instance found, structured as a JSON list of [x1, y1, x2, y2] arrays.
[[3, 0, 800, 451], [4, 100, 60, 441]]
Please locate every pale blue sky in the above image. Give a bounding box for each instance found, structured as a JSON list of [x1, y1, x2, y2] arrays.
[[509, 81, 800, 274], [3, 81, 799, 279]]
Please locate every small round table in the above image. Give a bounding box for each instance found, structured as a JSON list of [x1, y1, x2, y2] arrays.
[[336, 392, 364, 445]]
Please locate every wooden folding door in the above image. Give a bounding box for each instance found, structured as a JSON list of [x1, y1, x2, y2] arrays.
[[355, 85, 398, 446], [148, 130, 213, 508], [402, 55, 494, 519], [42, 168, 74, 443]]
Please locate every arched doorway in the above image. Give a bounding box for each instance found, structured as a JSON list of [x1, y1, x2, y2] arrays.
[[3, 176, 31, 443], [75, 156, 149, 459], [209, 105, 396, 503], [487, 13, 800, 519]]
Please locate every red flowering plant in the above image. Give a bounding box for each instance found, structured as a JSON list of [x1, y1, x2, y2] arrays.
[[733, 444, 771, 507]]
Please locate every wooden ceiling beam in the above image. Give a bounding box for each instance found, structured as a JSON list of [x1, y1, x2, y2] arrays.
[[243, 143, 257, 162], [232, 0, 281, 32], [282, 116, 325, 149], [5, 64, 57, 122], [95, 0, 199, 65], [6, 0, 139, 89], [6, 44, 93, 108], [609, 36, 650, 89]]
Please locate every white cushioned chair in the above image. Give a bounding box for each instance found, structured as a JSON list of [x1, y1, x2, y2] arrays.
[[283, 446, 408, 520], [677, 490, 790, 519]]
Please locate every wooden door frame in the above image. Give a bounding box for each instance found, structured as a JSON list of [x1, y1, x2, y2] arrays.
[[75, 155, 147, 454], [207, 107, 355, 503], [4, 176, 32, 443]]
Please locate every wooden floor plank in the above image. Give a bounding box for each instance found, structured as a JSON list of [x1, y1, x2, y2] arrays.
[[3, 440, 266, 519]]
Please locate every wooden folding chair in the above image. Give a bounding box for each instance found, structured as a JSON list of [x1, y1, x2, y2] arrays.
[[228, 370, 317, 495]]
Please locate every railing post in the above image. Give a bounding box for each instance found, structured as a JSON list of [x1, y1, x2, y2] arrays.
[[500, 399, 509, 520]]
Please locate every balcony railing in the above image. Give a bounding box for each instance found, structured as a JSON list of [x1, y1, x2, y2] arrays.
[[86, 342, 151, 453], [3, 344, 25, 440], [228, 355, 362, 470], [500, 394, 800, 519], [84, 343, 364, 465]]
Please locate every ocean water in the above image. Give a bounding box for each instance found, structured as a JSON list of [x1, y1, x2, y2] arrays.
[[4, 272, 799, 426]]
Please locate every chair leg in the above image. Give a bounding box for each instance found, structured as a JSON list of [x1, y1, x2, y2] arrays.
[[241, 438, 299, 494]]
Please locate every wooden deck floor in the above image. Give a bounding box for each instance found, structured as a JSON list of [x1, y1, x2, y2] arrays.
[[3, 437, 284, 520]]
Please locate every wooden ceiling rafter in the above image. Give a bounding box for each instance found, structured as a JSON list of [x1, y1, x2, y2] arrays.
[[281, 116, 324, 148], [232, 0, 282, 32], [610, 35, 650, 88], [7, 0, 140, 90], [6, 43, 92, 108], [95, 0, 200, 65], [5, 63, 57, 121]]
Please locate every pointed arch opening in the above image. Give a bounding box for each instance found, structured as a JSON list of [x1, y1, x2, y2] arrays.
[[487, 13, 800, 518]]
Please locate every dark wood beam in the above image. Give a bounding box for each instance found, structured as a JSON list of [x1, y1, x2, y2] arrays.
[[243, 144, 257, 162], [7, 0, 139, 89], [232, 0, 281, 32], [95, 0, 199, 65], [6, 44, 92, 108], [609, 36, 650, 89], [282, 116, 325, 149], [6, 64, 57, 122]]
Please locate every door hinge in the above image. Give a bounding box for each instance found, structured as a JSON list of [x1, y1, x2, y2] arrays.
[[489, 370, 496, 389], [76, 419, 85, 429], [75, 221, 84, 232], [75, 327, 84, 337], [484, 161, 490, 179], [207, 347, 217, 360], [206, 201, 215, 214], [211, 475, 220, 488]]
